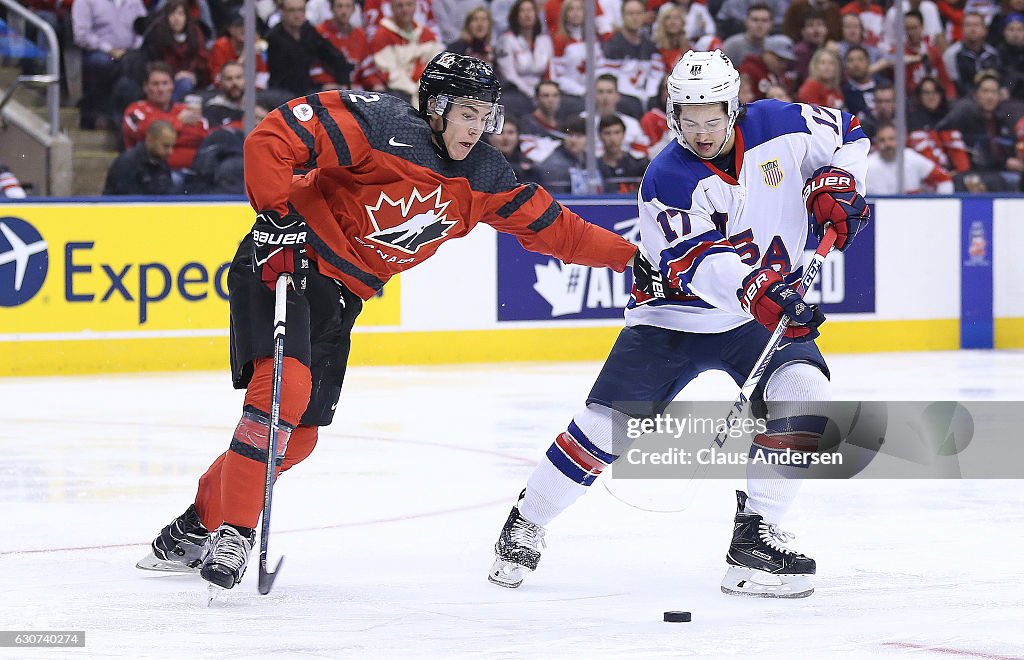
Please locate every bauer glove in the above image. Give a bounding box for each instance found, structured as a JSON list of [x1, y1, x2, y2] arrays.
[[802, 165, 871, 252], [251, 210, 309, 294], [738, 268, 825, 342]]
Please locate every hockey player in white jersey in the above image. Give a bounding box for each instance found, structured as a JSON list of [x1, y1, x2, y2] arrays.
[[487, 50, 871, 597]]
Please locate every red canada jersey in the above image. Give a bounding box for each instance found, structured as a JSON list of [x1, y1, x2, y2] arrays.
[[244, 91, 635, 301]]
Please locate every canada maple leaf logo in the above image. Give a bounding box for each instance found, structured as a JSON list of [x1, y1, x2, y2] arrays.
[[363, 185, 456, 254]]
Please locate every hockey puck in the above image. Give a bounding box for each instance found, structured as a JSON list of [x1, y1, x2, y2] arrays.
[[663, 611, 691, 623]]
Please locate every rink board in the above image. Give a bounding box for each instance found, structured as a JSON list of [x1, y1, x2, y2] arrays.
[[0, 195, 1018, 376]]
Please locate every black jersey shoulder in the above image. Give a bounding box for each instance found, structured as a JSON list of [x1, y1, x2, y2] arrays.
[[336, 90, 518, 193]]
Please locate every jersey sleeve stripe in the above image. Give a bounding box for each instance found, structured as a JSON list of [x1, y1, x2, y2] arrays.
[[276, 103, 318, 168], [526, 201, 562, 232], [657, 229, 726, 274], [306, 94, 352, 166], [843, 114, 867, 144], [306, 227, 386, 292], [496, 183, 539, 218], [666, 243, 735, 291]]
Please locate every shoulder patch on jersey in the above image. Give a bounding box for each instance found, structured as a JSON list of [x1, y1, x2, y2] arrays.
[[293, 103, 314, 122], [760, 158, 784, 187], [739, 99, 811, 150]]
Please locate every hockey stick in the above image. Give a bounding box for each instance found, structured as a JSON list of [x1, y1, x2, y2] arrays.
[[604, 226, 838, 512], [258, 273, 288, 595]]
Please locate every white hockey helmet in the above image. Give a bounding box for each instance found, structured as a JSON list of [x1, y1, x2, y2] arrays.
[[666, 49, 741, 157]]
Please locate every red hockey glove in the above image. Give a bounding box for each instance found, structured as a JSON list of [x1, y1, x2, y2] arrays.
[[802, 166, 871, 252], [251, 210, 309, 294], [738, 268, 825, 341]]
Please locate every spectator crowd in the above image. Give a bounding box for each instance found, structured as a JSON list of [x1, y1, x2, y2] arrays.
[[12, 0, 1024, 195]]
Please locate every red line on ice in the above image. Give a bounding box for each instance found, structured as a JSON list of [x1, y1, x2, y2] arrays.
[[882, 642, 1024, 660]]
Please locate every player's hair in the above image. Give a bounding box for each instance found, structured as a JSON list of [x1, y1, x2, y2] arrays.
[[535, 79, 561, 96], [598, 113, 626, 132], [747, 3, 773, 18], [508, 0, 542, 37], [145, 61, 174, 83]]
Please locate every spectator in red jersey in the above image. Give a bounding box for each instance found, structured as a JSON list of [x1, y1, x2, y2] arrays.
[[738, 33, 799, 100], [369, 0, 444, 106], [897, 10, 957, 98], [446, 7, 496, 65], [316, 0, 382, 90], [866, 122, 954, 194], [943, 11, 1001, 95], [209, 14, 270, 89], [798, 48, 846, 108], [839, 0, 885, 47], [543, 0, 614, 42], [907, 75, 971, 172], [793, 11, 834, 83], [998, 13, 1024, 98], [884, 0, 948, 52], [550, 0, 589, 117], [783, 0, 843, 42], [601, 0, 664, 118], [362, 0, 436, 42], [640, 75, 674, 158], [496, 0, 554, 118], [122, 62, 210, 170], [142, 0, 211, 102], [653, 3, 692, 71], [267, 0, 353, 97]]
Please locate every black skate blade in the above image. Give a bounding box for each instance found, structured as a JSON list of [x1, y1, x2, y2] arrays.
[[258, 556, 284, 595]]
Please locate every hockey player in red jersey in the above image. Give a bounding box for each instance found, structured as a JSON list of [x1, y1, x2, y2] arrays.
[[136, 52, 637, 590]]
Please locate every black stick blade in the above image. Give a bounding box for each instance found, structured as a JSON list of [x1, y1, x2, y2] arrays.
[[258, 555, 284, 595]]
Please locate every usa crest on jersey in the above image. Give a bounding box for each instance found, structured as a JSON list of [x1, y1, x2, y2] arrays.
[[760, 158, 784, 188]]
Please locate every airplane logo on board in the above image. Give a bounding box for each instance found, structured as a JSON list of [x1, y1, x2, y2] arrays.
[[0, 218, 49, 306]]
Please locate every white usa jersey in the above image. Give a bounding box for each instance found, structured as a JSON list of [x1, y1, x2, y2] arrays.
[[626, 99, 870, 334]]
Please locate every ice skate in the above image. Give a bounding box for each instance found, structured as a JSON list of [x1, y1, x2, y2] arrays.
[[488, 490, 547, 588], [200, 524, 256, 590], [136, 504, 211, 573], [721, 491, 816, 598]]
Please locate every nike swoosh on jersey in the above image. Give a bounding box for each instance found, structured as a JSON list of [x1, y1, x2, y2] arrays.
[[389, 137, 413, 148]]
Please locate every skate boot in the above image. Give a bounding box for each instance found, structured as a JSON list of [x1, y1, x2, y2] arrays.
[[200, 524, 256, 590], [488, 490, 547, 588], [721, 491, 816, 598], [136, 504, 211, 573]]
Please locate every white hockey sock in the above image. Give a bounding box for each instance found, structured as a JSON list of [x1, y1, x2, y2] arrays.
[[745, 361, 831, 525], [519, 404, 621, 528]]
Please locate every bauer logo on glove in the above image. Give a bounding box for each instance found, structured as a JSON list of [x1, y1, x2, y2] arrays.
[[802, 165, 870, 252]]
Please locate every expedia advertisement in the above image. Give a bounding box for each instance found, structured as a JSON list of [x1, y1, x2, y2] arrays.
[[0, 203, 398, 376], [496, 199, 876, 321]]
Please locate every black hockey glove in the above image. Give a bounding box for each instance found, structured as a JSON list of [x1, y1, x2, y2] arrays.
[[632, 251, 686, 299], [251, 210, 309, 294]]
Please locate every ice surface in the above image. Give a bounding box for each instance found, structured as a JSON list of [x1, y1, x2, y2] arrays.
[[2, 351, 1023, 659]]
